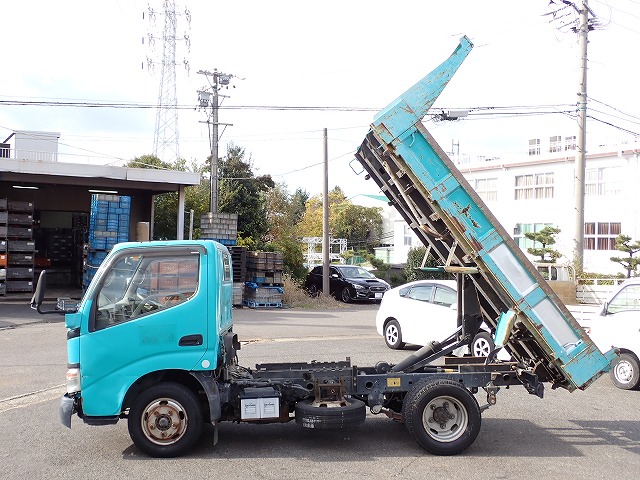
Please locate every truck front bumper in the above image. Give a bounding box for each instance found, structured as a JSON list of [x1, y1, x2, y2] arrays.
[[59, 394, 77, 428]]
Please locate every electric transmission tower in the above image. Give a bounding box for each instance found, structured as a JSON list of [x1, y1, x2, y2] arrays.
[[145, 1, 191, 164]]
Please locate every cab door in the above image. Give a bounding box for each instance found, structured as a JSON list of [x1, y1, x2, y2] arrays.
[[79, 246, 207, 417]]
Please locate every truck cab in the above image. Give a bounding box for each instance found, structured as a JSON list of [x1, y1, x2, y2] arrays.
[[57, 240, 235, 427]]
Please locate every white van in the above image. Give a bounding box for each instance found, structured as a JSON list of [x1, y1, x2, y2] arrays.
[[588, 278, 640, 390]]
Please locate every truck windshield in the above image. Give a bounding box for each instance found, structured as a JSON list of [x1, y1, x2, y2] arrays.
[[93, 252, 199, 330]]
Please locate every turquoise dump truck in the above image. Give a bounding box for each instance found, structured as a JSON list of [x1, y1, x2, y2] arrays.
[[32, 36, 616, 458]]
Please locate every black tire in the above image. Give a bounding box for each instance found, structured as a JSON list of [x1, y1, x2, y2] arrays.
[[295, 398, 366, 430], [384, 319, 405, 350], [340, 287, 352, 303], [128, 382, 203, 458], [307, 283, 320, 298], [403, 379, 481, 456], [609, 352, 640, 390], [471, 332, 495, 357]]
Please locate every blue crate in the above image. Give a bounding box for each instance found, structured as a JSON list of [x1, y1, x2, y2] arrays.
[[105, 238, 117, 249], [119, 213, 130, 223], [117, 225, 129, 234], [90, 238, 107, 250], [119, 196, 131, 207], [107, 221, 119, 230]]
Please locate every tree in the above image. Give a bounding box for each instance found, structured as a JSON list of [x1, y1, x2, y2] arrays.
[[525, 226, 562, 263], [610, 234, 640, 278], [265, 182, 309, 242], [218, 143, 274, 243], [295, 186, 383, 251]]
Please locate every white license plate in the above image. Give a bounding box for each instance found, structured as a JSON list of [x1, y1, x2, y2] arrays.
[[374, 293, 383, 299]]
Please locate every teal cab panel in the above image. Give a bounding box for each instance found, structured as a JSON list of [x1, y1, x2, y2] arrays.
[[76, 241, 225, 417]]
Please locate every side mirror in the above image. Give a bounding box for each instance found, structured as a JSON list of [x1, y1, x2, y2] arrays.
[[30, 270, 47, 310], [30, 270, 68, 315]]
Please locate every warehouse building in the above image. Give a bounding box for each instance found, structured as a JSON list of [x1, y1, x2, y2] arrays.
[[0, 131, 200, 296]]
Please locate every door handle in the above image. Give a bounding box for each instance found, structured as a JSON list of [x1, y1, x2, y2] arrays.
[[179, 334, 203, 346]]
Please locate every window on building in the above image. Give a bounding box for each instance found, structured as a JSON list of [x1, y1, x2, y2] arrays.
[[514, 223, 553, 250], [403, 224, 413, 247], [515, 173, 554, 200], [585, 167, 621, 196], [584, 222, 621, 250], [473, 177, 498, 202], [549, 135, 562, 153], [564, 136, 576, 151], [528, 138, 540, 156]]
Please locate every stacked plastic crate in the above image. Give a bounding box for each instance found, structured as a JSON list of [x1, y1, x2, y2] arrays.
[[5, 201, 35, 293], [0, 199, 6, 295], [228, 246, 247, 307], [243, 251, 284, 308], [84, 194, 130, 290], [200, 212, 238, 246]]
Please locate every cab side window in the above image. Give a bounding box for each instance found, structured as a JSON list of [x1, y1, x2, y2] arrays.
[[434, 287, 456, 307], [407, 285, 433, 302], [94, 253, 200, 330], [608, 285, 640, 314]]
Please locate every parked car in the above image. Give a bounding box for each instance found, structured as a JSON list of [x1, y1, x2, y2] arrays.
[[305, 265, 390, 303], [375, 279, 498, 358], [588, 278, 640, 390]]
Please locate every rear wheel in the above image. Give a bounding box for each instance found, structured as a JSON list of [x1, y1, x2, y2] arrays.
[[471, 332, 495, 357], [403, 379, 481, 455], [384, 319, 405, 350], [295, 398, 366, 429], [307, 283, 319, 297], [128, 382, 203, 458], [609, 352, 640, 390]]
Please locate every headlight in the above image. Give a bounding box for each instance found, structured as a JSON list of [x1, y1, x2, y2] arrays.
[[353, 284, 365, 290], [66, 368, 81, 394]]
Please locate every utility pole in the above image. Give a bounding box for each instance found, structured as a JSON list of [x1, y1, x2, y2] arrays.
[[573, 0, 590, 274], [197, 69, 236, 213], [322, 128, 330, 296]]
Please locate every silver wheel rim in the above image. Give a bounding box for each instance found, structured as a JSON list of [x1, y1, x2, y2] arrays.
[[141, 397, 189, 446], [615, 360, 634, 385], [422, 395, 468, 443], [473, 338, 492, 357], [386, 324, 399, 346]]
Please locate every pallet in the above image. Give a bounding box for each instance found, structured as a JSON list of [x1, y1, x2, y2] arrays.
[[242, 300, 282, 309]]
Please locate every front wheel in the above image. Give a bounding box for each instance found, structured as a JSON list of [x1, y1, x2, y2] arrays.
[[403, 379, 481, 455], [609, 352, 640, 390], [340, 287, 352, 303], [128, 382, 203, 457]]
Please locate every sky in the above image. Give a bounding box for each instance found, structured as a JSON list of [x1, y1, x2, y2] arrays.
[[1, 0, 639, 199]]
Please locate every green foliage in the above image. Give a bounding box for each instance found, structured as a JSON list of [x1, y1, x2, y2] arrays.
[[295, 186, 383, 250], [577, 271, 625, 285], [610, 234, 640, 278], [404, 246, 449, 281], [525, 226, 562, 263], [265, 237, 307, 282], [218, 143, 274, 242]]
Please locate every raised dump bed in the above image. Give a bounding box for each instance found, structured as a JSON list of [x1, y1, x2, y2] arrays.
[[354, 35, 616, 392]]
